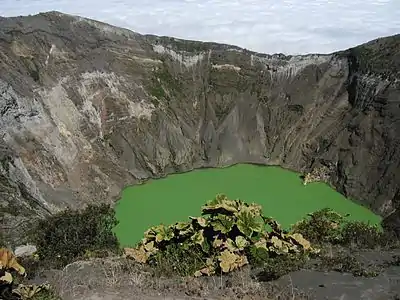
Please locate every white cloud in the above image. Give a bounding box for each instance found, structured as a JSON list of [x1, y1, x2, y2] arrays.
[[1, 0, 399, 54]]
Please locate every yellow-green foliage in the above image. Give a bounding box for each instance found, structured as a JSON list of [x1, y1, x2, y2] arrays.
[[0, 248, 51, 299], [14, 283, 51, 299], [0, 248, 26, 284], [124, 194, 318, 276]]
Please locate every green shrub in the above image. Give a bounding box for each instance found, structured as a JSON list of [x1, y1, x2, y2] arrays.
[[31, 204, 120, 267], [246, 245, 270, 267], [340, 221, 385, 249], [291, 208, 346, 244], [150, 243, 209, 277], [247, 244, 308, 281], [292, 209, 394, 249]]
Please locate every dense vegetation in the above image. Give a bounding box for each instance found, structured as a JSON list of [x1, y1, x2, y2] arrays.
[[122, 194, 398, 279], [1, 204, 120, 299], [0, 248, 59, 300], [291, 208, 395, 248], [29, 203, 120, 268], [1, 194, 398, 299], [124, 194, 317, 277], [25, 195, 398, 274]]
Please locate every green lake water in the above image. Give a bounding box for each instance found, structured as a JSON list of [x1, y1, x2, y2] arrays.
[[114, 164, 381, 247]]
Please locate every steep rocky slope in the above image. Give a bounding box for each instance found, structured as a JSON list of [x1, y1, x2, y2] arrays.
[[0, 11, 399, 244]]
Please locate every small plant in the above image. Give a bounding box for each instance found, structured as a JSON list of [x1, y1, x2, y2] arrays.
[[340, 221, 385, 249], [292, 208, 347, 244], [1, 248, 26, 281], [256, 253, 308, 281], [150, 243, 208, 277], [246, 245, 270, 267], [124, 194, 318, 277], [31, 204, 120, 268], [0, 248, 54, 300], [292, 209, 395, 249], [13, 283, 54, 300]]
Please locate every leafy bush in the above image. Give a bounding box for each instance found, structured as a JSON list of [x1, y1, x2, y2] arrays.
[[0, 248, 26, 286], [124, 194, 318, 277], [340, 221, 385, 249], [0, 247, 54, 300], [150, 243, 209, 277], [292, 208, 395, 249], [31, 204, 120, 267], [246, 245, 270, 267], [292, 208, 397, 249], [247, 244, 308, 281], [291, 208, 346, 244]]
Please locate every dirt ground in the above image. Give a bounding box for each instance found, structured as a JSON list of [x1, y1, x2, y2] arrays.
[[32, 248, 400, 300]]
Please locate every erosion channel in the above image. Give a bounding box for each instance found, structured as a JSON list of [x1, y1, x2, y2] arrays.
[[0, 11, 399, 246], [114, 164, 381, 246]]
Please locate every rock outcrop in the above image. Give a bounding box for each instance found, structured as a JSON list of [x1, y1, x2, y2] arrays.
[[0, 11, 399, 244]]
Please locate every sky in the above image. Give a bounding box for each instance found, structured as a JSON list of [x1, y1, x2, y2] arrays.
[[1, 0, 399, 54]]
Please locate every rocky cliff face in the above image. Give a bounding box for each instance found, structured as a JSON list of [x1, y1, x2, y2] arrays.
[[0, 11, 399, 244]]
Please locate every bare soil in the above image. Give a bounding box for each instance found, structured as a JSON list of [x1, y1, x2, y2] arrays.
[[28, 247, 400, 300]]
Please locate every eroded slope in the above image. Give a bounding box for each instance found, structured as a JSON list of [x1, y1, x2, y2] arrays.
[[0, 11, 399, 244]]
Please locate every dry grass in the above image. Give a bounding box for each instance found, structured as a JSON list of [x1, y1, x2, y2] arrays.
[[47, 257, 311, 300]]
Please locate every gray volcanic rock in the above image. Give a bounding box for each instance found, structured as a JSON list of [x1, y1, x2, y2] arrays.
[[0, 11, 399, 244]]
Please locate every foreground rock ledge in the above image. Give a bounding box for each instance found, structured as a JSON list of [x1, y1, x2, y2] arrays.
[[0, 11, 399, 243], [46, 251, 400, 300]]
